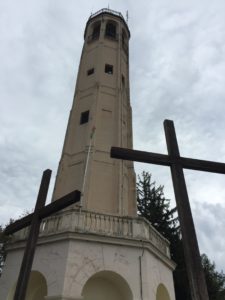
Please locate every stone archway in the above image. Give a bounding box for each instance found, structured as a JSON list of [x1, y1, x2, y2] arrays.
[[82, 270, 133, 300], [7, 270, 47, 300], [156, 283, 171, 300]]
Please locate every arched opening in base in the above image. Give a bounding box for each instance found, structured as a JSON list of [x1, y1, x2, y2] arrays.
[[156, 283, 171, 300], [82, 270, 133, 300], [7, 270, 47, 300]]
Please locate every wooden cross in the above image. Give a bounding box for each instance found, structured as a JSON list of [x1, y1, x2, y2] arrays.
[[4, 169, 81, 300], [111, 119, 225, 300]]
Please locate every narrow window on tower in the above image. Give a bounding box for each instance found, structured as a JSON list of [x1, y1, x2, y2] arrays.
[[80, 110, 89, 124], [122, 75, 125, 87], [122, 30, 125, 46], [92, 22, 101, 40], [105, 64, 113, 75], [105, 22, 117, 39], [87, 68, 94, 76], [122, 29, 128, 54]]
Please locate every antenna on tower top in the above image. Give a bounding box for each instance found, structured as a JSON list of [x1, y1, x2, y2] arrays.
[[126, 10, 129, 23]]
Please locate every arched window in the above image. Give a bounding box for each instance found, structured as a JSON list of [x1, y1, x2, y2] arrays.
[[105, 22, 117, 39]]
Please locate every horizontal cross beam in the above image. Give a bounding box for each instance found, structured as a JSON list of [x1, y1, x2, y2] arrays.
[[5, 189, 81, 235], [111, 147, 225, 174]]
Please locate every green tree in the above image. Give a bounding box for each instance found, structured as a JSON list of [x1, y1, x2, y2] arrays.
[[137, 171, 191, 299], [0, 212, 29, 276], [137, 171, 178, 251], [0, 224, 11, 276], [201, 254, 225, 300]]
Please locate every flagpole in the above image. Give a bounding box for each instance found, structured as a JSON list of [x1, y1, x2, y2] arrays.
[[80, 126, 96, 208]]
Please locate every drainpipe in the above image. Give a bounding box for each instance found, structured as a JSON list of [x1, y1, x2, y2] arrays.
[[139, 240, 145, 300]]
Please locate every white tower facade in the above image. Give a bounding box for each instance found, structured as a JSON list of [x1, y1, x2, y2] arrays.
[[0, 9, 176, 300]]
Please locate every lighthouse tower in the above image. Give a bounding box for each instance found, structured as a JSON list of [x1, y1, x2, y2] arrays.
[[52, 8, 136, 216], [0, 9, 176, 300]]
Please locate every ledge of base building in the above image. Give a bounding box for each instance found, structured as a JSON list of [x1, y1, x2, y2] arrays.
[[9, 210, 170, 259], [45, 296, 83, 300], [6, 230, 176, 271]]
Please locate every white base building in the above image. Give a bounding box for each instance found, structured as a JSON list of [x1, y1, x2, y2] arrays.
[[1, 210, 175, 300]]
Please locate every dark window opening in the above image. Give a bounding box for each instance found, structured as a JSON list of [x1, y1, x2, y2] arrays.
[[105, 22, 117, 39], [92, 23, 101, 40], [87, 68, 94, 76], [122, 36, 124, 46], [122, 33, 125, 46], [105, 64, 113, 74], [80, 110, 89, 124], [122, 29, 128, 54], [122, 75, 125, 86]]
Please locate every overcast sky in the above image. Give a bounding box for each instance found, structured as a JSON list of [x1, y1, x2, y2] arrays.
[[1, 0, 225, 272]]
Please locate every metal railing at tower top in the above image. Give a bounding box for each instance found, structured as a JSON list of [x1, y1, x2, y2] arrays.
[[89, 8, 127, 24]]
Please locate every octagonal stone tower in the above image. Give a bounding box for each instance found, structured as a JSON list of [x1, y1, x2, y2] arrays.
[[0, 9, 176, 300], [52, 9, 136, 216]]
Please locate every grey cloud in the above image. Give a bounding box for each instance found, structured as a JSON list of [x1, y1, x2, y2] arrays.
[[193, 201, 225, 271], [1, 0, 225, 272]]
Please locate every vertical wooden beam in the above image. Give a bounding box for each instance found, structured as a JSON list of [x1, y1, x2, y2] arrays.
[[164, 120, 209, 300], [13, 169, 52, 300]]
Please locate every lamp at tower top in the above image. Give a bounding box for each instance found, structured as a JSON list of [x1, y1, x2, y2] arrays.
[[84, 8, 130, 40]]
